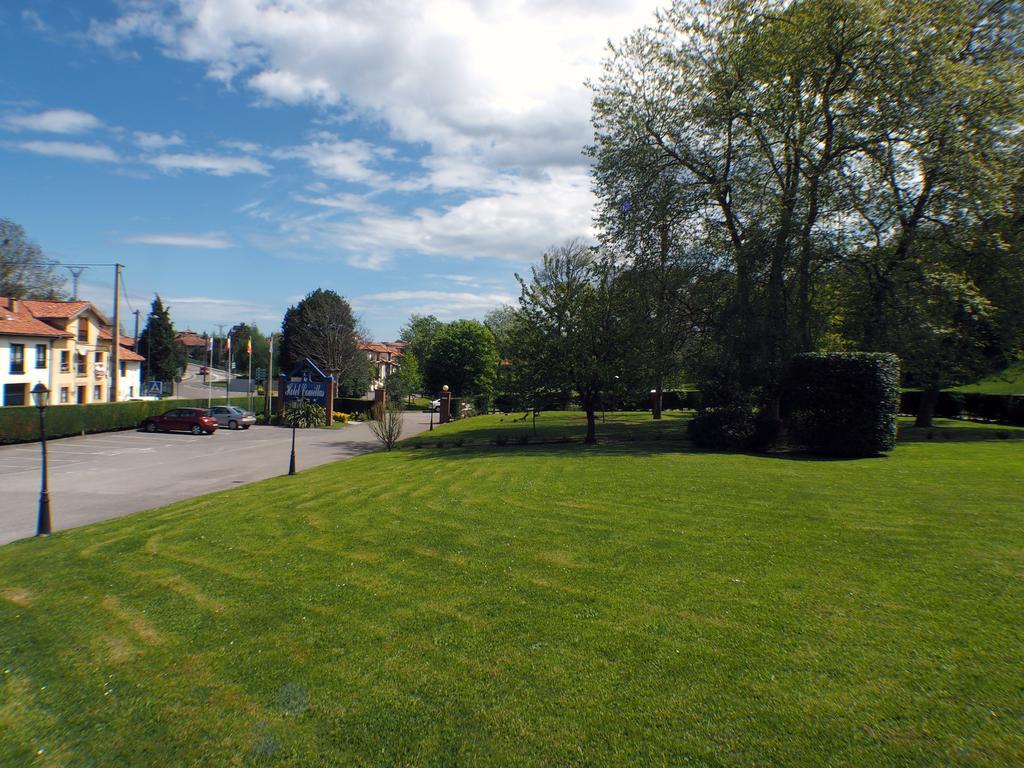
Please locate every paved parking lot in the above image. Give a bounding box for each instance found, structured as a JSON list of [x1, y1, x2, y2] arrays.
[[0, 412, 432, 545]]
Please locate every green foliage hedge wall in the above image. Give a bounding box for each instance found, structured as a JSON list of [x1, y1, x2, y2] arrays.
[[785, 353, 901, 456], [0, 397, 253, 444]]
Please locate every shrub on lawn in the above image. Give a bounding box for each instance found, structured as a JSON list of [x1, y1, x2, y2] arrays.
[[688, 406, 757, 450], [784, 352, 900, 456]]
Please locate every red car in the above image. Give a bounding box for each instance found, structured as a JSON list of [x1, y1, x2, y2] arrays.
[[142, 407, 218, 435]]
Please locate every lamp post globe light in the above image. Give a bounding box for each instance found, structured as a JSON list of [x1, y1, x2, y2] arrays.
[[31, 383, 52, 537]]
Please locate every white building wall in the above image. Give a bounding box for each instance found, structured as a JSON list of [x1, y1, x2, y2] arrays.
[[0, 336, 52, 406], [117, 361, 143, 400]]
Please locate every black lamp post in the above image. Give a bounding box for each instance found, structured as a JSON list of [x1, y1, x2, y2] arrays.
[[288, 418, 297, 476], [31, 383, 52, 536]]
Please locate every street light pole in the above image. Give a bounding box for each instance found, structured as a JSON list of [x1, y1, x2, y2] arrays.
[[288, 421, 297, 476], [31, 383, 51, 536]]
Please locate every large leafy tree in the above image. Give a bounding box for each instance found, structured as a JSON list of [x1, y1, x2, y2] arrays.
[[280, 289, 362, 381], [0, 219, 66, 299], [138, 295, 185, 385], [423, 319, 499, 406], [399, 314, 443, 377], [516, 240, 628, 444], [591, 0, 1022, 412]]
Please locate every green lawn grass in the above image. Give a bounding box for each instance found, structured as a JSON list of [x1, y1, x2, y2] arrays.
[[953, 359, 1024, 395], [1, 413, 1022, 766]]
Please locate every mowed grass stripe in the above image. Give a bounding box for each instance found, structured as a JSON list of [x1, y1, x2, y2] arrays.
[[0, 412, 1021, 766]]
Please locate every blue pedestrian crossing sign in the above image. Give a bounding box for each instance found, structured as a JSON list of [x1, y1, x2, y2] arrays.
[[144, 380, 163, 396]]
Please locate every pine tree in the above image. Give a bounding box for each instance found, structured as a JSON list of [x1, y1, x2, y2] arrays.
[[138, 295, 185, 385]]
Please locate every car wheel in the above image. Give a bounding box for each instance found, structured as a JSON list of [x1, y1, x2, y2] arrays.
[[146, 422, 157, 433], [243, 425, 251, 430], [229, 420, 238, 430], [191, 424, 202, 435]]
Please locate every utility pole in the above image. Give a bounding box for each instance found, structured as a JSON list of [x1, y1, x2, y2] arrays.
[[111, 264, 121, 403], [133, 309, 141, 352]]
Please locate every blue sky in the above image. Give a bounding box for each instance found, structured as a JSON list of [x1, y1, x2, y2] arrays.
[[0, 0, 657, 340]]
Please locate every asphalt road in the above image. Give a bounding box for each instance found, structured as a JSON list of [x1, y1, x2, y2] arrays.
[[0, 412, 433, 545]]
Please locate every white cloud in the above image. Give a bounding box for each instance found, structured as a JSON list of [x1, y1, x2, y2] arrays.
[[15, 140, 120, 163], [123, 233, 234, 249], [273, 138, 389, 186], [22, 10, 50, 34], [5, 108, 103, 134], [149, 152, 269, 176], [134, 131, 184, 149], [353, 289, 515, 319], [221, 139, 261, 153], [87, 0, 658, 268]]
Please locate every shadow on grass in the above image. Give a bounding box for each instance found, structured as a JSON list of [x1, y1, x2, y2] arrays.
[[397, 434, 887, 463]]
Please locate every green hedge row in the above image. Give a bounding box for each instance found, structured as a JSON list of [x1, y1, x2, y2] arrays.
[[0, 397, 253, 445], [900, 390, 1024, 425]]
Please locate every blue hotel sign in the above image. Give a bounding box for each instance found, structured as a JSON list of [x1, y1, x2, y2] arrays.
[[284, 380, 328, 402]]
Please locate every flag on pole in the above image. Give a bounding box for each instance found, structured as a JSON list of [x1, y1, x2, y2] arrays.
[[246, 337, 252, 355], [207, 336, 213, 352]]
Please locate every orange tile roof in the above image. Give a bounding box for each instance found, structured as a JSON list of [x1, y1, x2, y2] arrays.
[[0, 298, 74, 338], [98, 327, 137, 348], [19, 299, 92, 319], [118, 347, 145, 362]]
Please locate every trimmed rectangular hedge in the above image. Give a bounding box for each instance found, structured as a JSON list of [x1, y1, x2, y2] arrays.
[[784, 352, 901, 456], [899, 391, 1024, 426], [0, 397, 253, 445]]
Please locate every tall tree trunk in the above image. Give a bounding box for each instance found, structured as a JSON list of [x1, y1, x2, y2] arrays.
[[652, 378, 663, 420], [915, 388, 939, 428], [584, 401, 597, 444]]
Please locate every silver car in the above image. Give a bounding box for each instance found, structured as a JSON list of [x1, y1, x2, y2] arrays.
[[208, 405, 257, 430]]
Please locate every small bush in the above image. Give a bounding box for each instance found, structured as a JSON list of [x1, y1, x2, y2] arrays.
[[283, 400, 327, 429], [688, 406, 757, 450], [785, 352, 900, 456]]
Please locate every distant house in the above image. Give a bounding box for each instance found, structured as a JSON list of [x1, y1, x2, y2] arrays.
[[357, 340, 405, 392], [0, 297, 146, 406], [175, 329, 208, 360]]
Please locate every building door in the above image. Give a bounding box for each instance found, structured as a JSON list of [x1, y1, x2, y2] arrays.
[[77, 386, 86, 404]]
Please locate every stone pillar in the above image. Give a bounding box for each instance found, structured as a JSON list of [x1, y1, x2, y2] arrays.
[[374, 387, 386, 410], [439, 390, 452, 424], [326, 378, 336, 427]]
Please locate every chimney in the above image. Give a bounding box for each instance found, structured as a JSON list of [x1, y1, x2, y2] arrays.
[[10, 298, 18, 313]]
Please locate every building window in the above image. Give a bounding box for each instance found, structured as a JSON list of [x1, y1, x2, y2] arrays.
[[60, 350, 70, 372], [93, 385, 102, 401], [60, 387, 69, 404], [120, 361, 127, 377], [9, 344, 25, 374], [35, 344, 47, 369], [94, 351, 103, 365], [77, 353, 87, 377], [78, 318, 89, 342], [77, 386, 85, 403], [3, 383, 27, 406], [129, 385, 134, 397]]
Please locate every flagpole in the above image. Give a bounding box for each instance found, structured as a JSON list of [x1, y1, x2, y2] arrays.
[[207, 337, 213, 408], [247, 337, 253, 413], [225, 336, 231, 405]]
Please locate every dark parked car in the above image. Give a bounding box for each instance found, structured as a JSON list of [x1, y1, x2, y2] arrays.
[[208, 405, 256, 430], [141, 407, 218, 435]]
